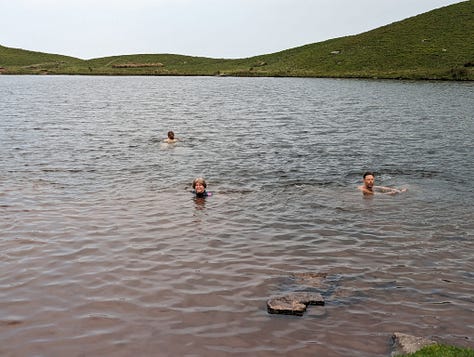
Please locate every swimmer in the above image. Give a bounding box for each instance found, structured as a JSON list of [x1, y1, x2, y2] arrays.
[[358, 171, 407, 195], [192, 177, 212, 198], [164, 131, 178, 144]]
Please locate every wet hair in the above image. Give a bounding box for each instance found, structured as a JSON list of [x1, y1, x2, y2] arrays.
[[167, 131, 175, 139], [192, 177, 207, 189], [363, 171, 374, 178]]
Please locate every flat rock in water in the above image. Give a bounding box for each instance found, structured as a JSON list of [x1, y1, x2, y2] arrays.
[[390, 332, 437, 356], [267, 292, 325, 316]]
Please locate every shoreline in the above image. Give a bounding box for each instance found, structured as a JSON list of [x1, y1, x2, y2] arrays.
[[1, 71, 472, 81]]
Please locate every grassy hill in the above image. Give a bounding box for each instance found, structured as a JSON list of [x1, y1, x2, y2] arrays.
[[1, 1, 472, 80], [0, 44, 83, 70]]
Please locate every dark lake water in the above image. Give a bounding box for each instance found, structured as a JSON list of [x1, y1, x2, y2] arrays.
[[0, 75, 473, 356]]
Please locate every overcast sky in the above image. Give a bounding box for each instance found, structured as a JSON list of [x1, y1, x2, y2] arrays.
[[1, 0, 464, 60]]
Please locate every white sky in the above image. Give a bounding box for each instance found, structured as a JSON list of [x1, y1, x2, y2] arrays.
[[1, 0, 464, 60]]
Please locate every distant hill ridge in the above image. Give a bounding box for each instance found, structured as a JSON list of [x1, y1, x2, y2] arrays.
[[1, 1, 473, 80]]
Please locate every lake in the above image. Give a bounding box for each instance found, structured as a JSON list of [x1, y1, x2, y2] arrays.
[[0, 75, 473, 356]]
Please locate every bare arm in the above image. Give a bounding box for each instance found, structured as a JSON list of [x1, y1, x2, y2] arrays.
[[374, 186, 407, 195]]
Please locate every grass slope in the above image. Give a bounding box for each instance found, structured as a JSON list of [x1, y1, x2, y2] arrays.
[[252, 0, 473, 79], [0, 44, 83, 69], [1, 1, 472, 79], [407, 344, 474, 357]]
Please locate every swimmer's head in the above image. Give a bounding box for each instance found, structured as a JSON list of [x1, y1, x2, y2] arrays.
[[167, 131, 175, 140], [363, 171, 374, 189], [192, 177, 207, 189]]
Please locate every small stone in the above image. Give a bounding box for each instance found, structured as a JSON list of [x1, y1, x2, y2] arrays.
[[390, 332, 437, 356], [267, 292, 324, 316]]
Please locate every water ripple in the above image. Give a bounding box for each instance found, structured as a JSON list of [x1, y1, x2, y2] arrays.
[[0, 76, 473, 356]]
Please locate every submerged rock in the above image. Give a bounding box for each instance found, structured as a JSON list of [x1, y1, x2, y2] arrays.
[[267, 292, 325, 316], [390, 332, 437, 356], [291, 272, 328, 288]]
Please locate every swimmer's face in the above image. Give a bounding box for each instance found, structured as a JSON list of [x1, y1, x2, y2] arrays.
[[194, 182, 206, 194], [364, 175, 374, 189]]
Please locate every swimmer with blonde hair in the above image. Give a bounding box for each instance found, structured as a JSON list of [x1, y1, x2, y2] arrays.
[[192, 177, 212, 198]]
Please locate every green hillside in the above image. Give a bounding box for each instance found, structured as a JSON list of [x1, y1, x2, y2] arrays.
[[251, 0, 473, 79], [0, 44, 83, 70], [1, 1, 472, 80]]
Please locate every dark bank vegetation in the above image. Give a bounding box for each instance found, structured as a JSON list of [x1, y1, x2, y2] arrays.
[[1, 1, 472, 80]]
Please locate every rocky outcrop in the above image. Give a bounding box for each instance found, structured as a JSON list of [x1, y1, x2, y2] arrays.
[[267, 272, 328, 316], [267, 292, 324, 316], [390, 332, 437, 356]]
